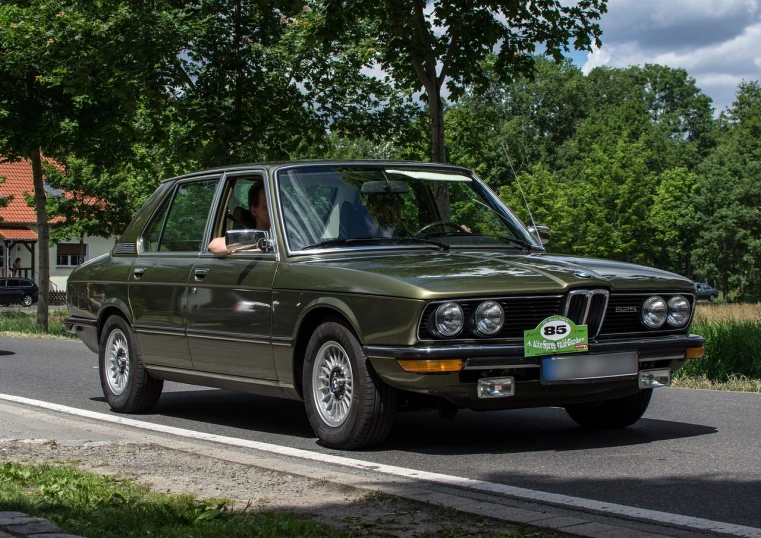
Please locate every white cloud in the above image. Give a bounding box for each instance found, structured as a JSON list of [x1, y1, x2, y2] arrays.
[[580, 1, 761, 112]]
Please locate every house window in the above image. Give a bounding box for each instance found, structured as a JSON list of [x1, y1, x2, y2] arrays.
[[56, 243, 88, 267]]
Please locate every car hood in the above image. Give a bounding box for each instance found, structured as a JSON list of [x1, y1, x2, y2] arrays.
[[279, 251, 694, 299]]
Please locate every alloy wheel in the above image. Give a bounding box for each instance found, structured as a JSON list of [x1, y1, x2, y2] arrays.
[[105, 329, 130, 396], [311, 341, 354, 427]]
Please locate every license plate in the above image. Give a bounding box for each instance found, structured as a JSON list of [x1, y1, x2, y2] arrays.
[[541, 352, 638, 384]]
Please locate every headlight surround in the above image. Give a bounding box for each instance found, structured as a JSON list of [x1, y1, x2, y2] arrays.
[[434, 302, 464, 337], [475, 301, 505, 335], [641, 296, 667, 328], [667, 295, 691, 327]]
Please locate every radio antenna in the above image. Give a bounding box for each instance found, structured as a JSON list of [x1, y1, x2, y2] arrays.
[[501, 141, 540, 244]]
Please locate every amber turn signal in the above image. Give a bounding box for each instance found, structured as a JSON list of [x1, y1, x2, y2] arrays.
[[398, 359, 463, 373], [685, 347, 705, 359]]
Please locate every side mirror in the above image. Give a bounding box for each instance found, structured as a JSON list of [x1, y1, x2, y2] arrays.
[[527, 225, 551, 246], [225, 229, 273, 253]]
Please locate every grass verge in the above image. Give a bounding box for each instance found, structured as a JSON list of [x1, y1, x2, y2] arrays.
[[0, 461, 347, 538], [672, 374, 761, 393], [676, 318, 761, 381], [0, 310, 75, 340]]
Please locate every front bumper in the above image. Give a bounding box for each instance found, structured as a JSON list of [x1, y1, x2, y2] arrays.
[[364, 334, 705, 409]]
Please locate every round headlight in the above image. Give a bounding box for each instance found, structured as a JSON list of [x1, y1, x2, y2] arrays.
[[642, 296, 667, 328], [667, 295, 691, 327], [435, 302, 464, 337], [475, 301, 505, 335]]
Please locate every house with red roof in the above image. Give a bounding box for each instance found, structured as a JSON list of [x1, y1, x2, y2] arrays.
[[0, 159, 116, 292]]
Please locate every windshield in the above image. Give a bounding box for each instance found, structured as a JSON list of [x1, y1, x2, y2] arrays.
[[277, 166, 537, 252]]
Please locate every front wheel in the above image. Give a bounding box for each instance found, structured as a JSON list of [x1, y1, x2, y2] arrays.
[[21, 294, 33, 307], [709, 294, 716, 302], [303, 321, 396, 449], [565, 389, 652, 429], [99, 315, 163, 413]]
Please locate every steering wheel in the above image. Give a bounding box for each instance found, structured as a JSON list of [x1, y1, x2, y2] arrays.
[[415, 221, 469, 235]]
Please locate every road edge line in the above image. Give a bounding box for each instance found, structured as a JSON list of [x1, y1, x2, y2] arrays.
[[1, 392, 759, 538]]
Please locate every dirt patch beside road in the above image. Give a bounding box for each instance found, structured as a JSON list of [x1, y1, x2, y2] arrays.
[[1, 440, 554, 537]]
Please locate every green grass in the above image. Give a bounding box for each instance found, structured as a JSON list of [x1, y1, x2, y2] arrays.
[[0, 310, 74, 339], [0, 461, 346, 538], [677, 318, 761, 382]]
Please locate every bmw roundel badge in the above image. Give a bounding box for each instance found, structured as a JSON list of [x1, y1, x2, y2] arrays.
[[574, 271, 592, 279]]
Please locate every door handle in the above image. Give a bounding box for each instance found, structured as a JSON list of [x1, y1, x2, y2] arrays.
[[133, 267, 146, 279], [194, 268, 209, 280]]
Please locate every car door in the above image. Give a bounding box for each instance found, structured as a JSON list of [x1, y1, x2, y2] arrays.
[[185, 171, 279, 380], [0, 279, 7, 303], [129, 175, 221, 370], [7, 279, 23, 303]]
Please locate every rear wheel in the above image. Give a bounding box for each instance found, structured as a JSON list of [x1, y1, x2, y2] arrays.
[[21, 294, 33, 307], [99, 315, 163, 413], [303, 321, 396, 449], [565, 389, 652, 429]]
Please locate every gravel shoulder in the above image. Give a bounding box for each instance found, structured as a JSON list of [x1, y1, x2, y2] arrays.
[[1, 440, 554, 538]]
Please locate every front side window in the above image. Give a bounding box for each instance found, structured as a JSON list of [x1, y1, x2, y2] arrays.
[[148, 180, 218, 253], [277, 166, 535, 252]]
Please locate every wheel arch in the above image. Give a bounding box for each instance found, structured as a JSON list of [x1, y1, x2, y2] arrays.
[[291, 298, 363, 399], [97, 300, 133, 342]]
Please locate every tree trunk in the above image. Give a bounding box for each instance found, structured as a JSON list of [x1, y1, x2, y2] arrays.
[[31, 148, 49, 330], [79, 235, 85, 265], [427, 87, 450, 220]]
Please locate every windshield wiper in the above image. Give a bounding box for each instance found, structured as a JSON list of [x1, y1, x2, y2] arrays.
[[419, 232, 533, 250], [301, 237, 449, 251]]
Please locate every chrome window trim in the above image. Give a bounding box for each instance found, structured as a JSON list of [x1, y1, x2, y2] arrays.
[[416, 294, 565, 343]]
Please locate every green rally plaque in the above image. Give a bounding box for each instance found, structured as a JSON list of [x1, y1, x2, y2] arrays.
[[523, 315, 589, 357]]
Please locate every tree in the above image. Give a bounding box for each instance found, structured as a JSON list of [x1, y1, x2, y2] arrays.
[[41, 158, 134, 258], [649, 168, 700, 276], [0, 1, 183, 329], [693, 82, 761, 301], [320, 0, 606, 164]]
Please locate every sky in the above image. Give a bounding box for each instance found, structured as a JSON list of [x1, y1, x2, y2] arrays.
[[575, 0, 761, 113]]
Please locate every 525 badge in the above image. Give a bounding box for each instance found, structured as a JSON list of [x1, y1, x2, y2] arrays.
[[523, 315, 589, 357]]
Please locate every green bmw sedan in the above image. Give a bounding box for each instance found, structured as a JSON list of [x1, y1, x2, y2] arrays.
[[64, 161, 705, 449]]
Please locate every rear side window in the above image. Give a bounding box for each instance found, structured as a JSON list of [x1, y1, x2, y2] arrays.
[[142, 195, 172, 252], [7, 279, 21, 287], [144, 180, 218, 253]]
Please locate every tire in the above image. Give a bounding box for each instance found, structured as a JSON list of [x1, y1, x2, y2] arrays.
[[21, 294, 33, 307], [303, 320, 396, 450], [709, 295, 716, 303], [565, 389, 652, 430], [99, 315, 163, 413]]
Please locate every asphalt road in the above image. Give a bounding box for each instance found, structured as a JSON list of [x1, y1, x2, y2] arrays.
[[1, 336, 760, 529]]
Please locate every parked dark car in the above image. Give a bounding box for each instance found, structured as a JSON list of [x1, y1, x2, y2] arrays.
[[694, 282, 719, 302], [64, 161, 705, 449], [0, 277, 38, 307]]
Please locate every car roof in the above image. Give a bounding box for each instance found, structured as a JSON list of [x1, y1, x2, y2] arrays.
[[160, 160, 474, 184]]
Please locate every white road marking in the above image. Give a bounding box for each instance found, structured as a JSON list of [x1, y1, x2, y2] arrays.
[[1, 392, 759, 537]]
